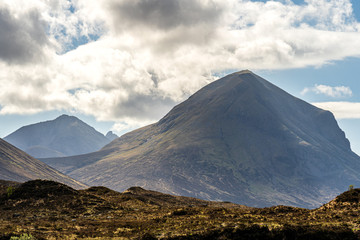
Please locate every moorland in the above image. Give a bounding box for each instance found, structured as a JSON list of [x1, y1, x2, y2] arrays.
[[1, 180, 360, 240]]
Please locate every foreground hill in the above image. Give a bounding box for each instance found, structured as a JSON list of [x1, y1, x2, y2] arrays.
[[4, 115, 112, 158], [0, 180, 359, 239], [0, 139, 86, 189], [43, 71, 360, 208]]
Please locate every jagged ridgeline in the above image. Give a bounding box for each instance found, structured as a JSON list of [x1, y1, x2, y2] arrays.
[[43, 71, 360, 208]]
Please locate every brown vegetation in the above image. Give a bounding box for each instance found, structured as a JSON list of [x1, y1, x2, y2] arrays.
[[0, 180, 359, 239]]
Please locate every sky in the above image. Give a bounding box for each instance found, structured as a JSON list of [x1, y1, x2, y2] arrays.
[[1, 0, 360, 153]]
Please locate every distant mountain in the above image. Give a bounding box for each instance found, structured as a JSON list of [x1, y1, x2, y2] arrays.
[[42, 71, 360, 208], [4, 115, 111, 158], [106, 131, 118, 141], [0, 138, 86, 189]]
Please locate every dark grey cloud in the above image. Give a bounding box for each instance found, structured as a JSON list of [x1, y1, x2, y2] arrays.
[[0, 7, 49, 64], [109, 0, 223, 31]]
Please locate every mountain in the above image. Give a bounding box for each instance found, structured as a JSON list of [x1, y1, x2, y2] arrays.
[[106, 131, 118, 141], [0, 138, 86, 189], [42, 71, 360, 208], [4, 115, 111, 158]]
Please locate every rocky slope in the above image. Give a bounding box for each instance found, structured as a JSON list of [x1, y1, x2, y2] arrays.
[[4, 115, 111, 158], [43, 71, 360, 208]]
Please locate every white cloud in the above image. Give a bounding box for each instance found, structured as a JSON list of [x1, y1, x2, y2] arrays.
[[1, 0, 360, 131], [313, 102, 360, 119], [301, 84, 353, 98]]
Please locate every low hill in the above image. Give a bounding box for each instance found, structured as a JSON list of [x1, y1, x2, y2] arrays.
[[317, 188, 360, 211], [4, 115, 111, 158], [0, 138, 86, 189], [0, 180, 359, 239]]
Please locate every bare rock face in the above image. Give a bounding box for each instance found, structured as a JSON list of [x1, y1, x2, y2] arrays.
[[44, 71, 360, 208]]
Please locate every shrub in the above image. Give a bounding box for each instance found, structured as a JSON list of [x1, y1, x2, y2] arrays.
[[7, 186, 14, 198], [10, 233, 36, 240]]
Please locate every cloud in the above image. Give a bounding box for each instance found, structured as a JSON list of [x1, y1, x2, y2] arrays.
[[312, 102, 360, 119], [301, 84, 353, 98], [1, 0, 360, 132]]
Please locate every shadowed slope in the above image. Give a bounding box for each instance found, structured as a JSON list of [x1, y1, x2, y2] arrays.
[[0, 138, 86, 189]]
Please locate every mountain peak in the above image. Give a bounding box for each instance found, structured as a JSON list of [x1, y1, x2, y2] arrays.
[[57, 114, 70, 118]]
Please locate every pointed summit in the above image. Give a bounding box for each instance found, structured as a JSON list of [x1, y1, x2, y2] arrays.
[[47, 71, 360, 208]]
